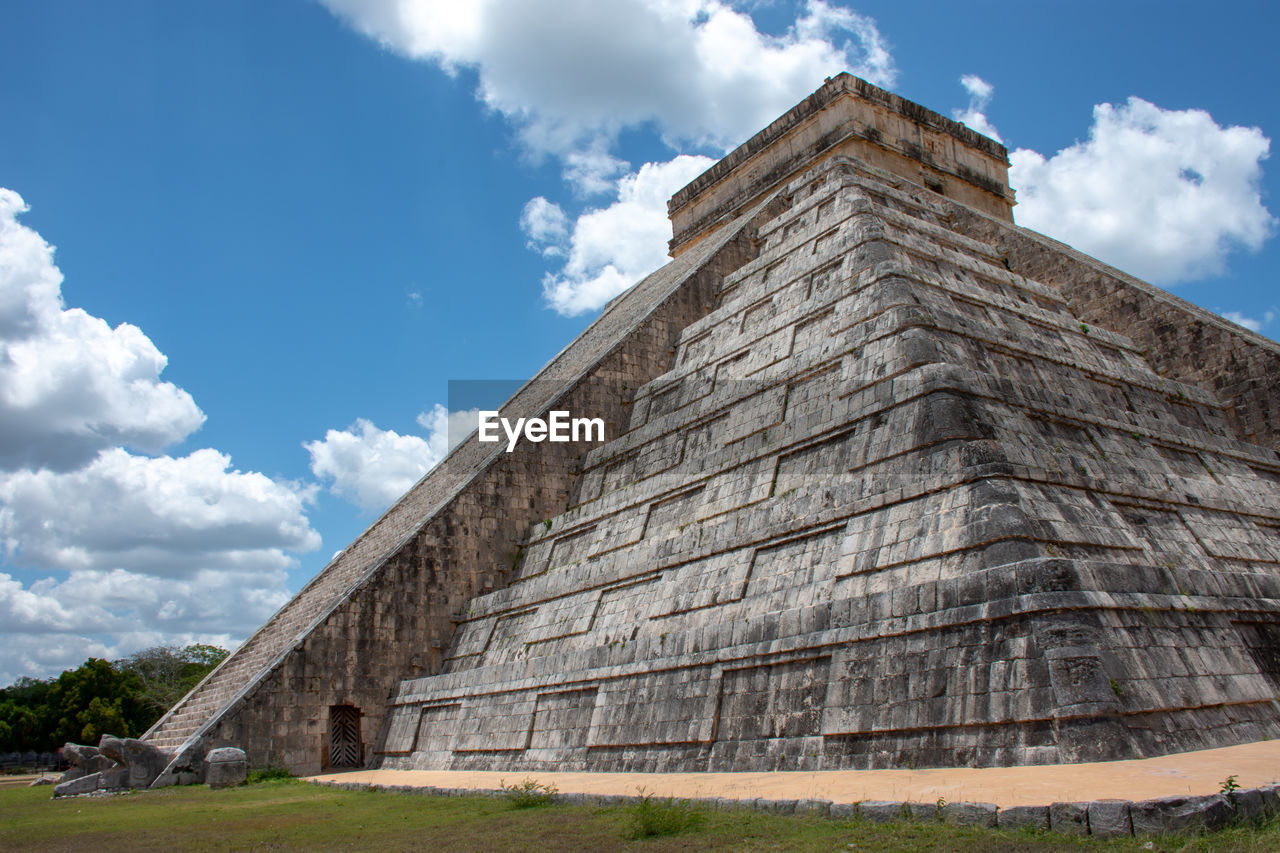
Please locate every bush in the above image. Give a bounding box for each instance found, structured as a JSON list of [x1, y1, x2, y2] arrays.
[[246, 766, 294, 783], [499, 777, 557, 808], [626, 789, 704, 839]]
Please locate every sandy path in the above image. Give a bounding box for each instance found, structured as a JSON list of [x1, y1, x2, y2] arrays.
[[306, 738, 1280, 807]]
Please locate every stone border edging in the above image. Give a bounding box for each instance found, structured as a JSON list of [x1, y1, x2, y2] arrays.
[[307, 779, 1280, 838]]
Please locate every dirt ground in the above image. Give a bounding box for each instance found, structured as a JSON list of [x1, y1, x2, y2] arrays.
[[307, 738, 1280, 807]]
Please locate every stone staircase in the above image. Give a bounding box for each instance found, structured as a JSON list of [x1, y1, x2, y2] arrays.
[[142, 214, 758, 756]]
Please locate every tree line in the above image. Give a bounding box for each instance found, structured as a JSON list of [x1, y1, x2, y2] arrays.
[[0, 644, 229, 753]]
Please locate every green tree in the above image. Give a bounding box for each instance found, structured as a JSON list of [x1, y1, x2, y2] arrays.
[[44, 658, 143, 747], [0, 644, 229, 752], [119, 644, 230, 718]]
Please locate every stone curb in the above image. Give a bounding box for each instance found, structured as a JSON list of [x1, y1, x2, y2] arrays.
[[306, 779, 1280, 837]]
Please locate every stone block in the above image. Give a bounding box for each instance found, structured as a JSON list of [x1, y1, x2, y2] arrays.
[[905, 801, 940, 821], [1086, 799, 1132, 838], [795, 798, 832, 817], [856, 801, 909, 823], [1130, 794, 1234, 835], [205, 747, 248, 789], [54, 772, 103, 797], [943, 801, 998, 828], [1048, 801, 1089, 836], [1230, 788, 1266, 824], [996, 805, 1049, 831], [829, 802, 854, 819], [1257, 784, 1280, 817]]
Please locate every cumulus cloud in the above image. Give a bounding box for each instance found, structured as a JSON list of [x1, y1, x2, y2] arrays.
[[1011, 98, 1274, 283], [0, 566, 256, 685], [1217, 308, 1275, 333], [952, 74, 1002, 142], [306, 404, 478, 512], [0, 190, 322, 683], [527, 154, 715, 315], [0, 189, 206, 471], [320, 0, 895, 163], [0, 448, 318, 574], [0, 448, 319, 683], [1219, 311, 1262, 332], [520, 197, 570, 255], [322, 1, 898, 315]]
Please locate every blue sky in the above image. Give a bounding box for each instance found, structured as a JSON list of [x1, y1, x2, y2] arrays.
[[1, 0, 1276, 684]]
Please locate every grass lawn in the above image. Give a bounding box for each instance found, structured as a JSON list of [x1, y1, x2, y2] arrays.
[[3, 780, 1280, 852]]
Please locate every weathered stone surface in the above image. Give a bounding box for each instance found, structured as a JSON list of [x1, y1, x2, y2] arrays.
[[1086, 800, 1132, 838], [905, 801, 940, 822], [829, 802, 854, 819], [856, 801, 909, 823], [1049, 802, 1090, 836], [141, 74, 1280, 784], [943, 802, 998, 828], [205, 747, 247, 789], [60, 743, 112, 781], [54, 772, 103, 797], [1130, 794, 1234, 835], [53, 736, 172, 795], [119, 738, 170, 788], [1257, 784, 1280, 817], [795, 798, 832, 817], [151, 736, 206, 789], [1230, 788, 1266, 824], [998, 805, 1049, 831]]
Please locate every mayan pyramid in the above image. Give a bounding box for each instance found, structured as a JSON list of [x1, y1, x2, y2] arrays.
[[143, 74, 1280, 778]]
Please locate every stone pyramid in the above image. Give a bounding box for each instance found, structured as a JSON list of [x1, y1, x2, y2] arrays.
[[144, 74, 1280, 778]]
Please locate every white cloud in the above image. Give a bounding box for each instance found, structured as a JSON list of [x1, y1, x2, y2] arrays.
[[952, 74, 1002, 142], [0, 190, 323, 684], [305, 404, 478, 512], [531, 154, 715, 315], [320, 0, 895, 162], [520, 198, 570, 255], [0, 189, 206, 471], [415, 403, 481, 453], [562, 146, 631, 197], [1218, 309, 1276, 333], [1011, 98, 1274, 283], [0, 448, 318, 575], [0, 448, 319, 683], [1219, 311, 1262, 331], [322, 1, 897, 316]]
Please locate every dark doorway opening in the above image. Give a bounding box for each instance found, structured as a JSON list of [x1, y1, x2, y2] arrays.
[[328, 704, 362, 769]]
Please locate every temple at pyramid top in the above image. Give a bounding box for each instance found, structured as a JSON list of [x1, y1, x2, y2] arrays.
[[669, 72, 1015, 255]]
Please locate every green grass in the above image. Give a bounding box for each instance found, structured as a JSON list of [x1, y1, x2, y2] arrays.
[[3, 781, 1280, 852]]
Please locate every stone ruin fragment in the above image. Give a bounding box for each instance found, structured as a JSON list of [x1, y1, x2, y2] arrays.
[[52, 735, 245, 796]]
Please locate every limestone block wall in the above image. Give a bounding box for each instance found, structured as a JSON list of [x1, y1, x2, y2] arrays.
[[381, 157, 1280, 773], [948, 206, 1280, 453], [143, 201, 766, 773]]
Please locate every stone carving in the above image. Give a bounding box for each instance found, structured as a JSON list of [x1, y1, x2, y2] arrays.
[[54, 736, 171, 797], [52, 734, 246, 796], [205, 748, 248, 788]]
